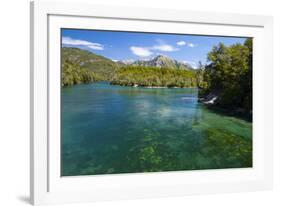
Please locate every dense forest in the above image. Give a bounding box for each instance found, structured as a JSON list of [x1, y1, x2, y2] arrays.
[[111, 66, 197, 87], [197, 38, 252, 117], [62, 47, 120, 86], [62, 60, 98, 86]]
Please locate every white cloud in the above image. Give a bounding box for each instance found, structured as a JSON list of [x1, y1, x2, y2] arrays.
[[62, 36, 104, 50], [152, 39, 178, 52], [130, 46, 153, 57], [130, 39, 179, 57], [187, 43, 196, 48], [177, 41, 186, 46], [177, 41, 196, 47], [152, 44, 178, 52], [87, 45, 104, 50]]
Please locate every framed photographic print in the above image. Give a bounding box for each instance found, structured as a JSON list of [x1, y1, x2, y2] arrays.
[[30, 0, 273, 205]]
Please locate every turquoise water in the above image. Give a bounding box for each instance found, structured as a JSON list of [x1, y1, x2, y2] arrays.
[[61, 82, 252, 176]]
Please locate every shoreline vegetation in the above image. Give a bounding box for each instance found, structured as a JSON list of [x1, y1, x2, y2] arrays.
[[62, 38, 253, 121], [197, 38, 253, 121], [112, 83, 197, 89], [110, 66, 197, 88]]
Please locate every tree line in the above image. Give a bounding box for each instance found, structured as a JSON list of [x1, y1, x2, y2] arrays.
[[61, 47, 119, 86], [62, 60, 98, 86], [197, 38, 252, 117], [111, 66, 197, 87]]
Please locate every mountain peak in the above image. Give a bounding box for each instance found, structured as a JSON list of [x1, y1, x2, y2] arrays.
[[154, 54, 170, 60], [131, 55, 193, 70]]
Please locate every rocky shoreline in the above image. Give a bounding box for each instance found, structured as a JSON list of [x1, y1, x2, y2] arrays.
[[198, 93, 218, 105]]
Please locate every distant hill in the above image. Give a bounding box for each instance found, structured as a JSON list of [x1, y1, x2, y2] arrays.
[[62, 47, 121, 80], [131, 55, 194, 70], [62, 47, 196, 87], [62, 60, 98, 86]]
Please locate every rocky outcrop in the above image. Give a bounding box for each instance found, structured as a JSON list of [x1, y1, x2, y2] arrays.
[[199, 93, 218, 105]]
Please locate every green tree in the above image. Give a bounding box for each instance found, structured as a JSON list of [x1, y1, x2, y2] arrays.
[[62, 60, 98, 86], [111, 66, 196, 88], [199, 38, 253, 116]]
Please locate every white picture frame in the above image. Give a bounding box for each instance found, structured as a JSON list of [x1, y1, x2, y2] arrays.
[[30, 0, 273, 205]]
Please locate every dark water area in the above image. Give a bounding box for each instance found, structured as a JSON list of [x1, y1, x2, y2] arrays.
[[61, 82, 252, 176]]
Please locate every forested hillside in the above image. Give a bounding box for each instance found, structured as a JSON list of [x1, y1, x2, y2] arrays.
[[62, 60, 98, 86], [197, 38, 252, 118], [62, 47, 121, 85], [62, 47, 197, 88], [111, 66, 197, 87]]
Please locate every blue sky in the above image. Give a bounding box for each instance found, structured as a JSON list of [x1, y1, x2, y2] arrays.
[[62, 29, 247, 68]]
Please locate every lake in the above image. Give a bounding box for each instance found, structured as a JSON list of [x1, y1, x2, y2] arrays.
[[61, 82, 252, 176]]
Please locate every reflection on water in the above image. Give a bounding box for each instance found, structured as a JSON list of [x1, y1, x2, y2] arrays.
[[62, 82, 252, 176]]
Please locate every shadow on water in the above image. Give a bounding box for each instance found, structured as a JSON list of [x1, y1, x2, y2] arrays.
[[203, 104, 252, 122]]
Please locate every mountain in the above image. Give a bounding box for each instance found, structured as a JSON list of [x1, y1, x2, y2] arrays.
[[62, 47, 121, 80], [131, 55, 194, 70], [62, 47, 196, 87], [117, 59, 135, 65]]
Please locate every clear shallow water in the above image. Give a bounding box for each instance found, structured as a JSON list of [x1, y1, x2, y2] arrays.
[[61, 82, 252, 176]]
